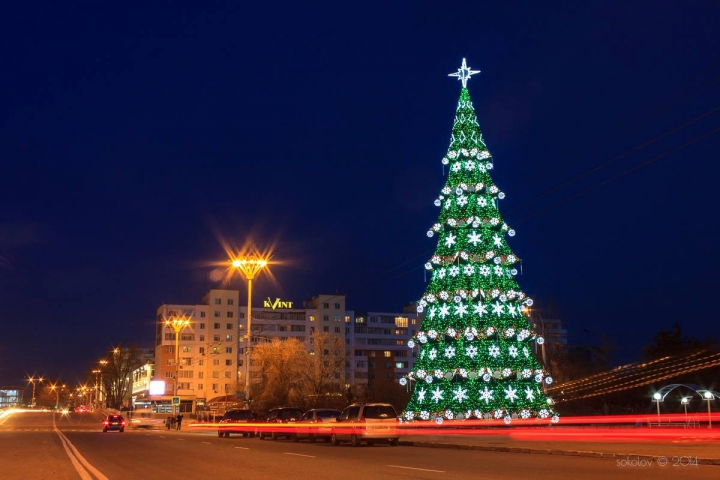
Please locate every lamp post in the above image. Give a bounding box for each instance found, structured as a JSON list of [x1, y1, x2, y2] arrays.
[[50, 384, 66, 410], [27, 376, 43, 408], [166, 314, 191, 415], [230, 256, 268, 407], [98, 359, 108, 408], [653, 392, 662, 424], [704, 391, 714, 429], [681, 397, 689, 426], [92, 369, 101, 410]]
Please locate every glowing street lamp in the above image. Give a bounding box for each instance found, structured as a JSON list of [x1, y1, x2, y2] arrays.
[[166, 314, 192, 415], [230, 255, 268, 406], [653, 392, 662, 423], [681, 397, 689, 425], [703, 391, 715, 429], [27, 376, 44, 408], [50, 384, 66, 410]]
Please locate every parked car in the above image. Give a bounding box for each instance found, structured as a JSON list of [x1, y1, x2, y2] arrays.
[[218, 409, 256, 438], [102, 414, 126, 433], [257, 407, 303, 440], [331, 403, 399, 447], [292, 408, 341, 442]]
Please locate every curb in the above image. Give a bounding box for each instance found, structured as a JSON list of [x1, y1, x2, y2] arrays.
[[399, 441, 720, 466]]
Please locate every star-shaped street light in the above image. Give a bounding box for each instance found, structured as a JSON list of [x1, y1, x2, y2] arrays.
[[449, 58, 481, 88]]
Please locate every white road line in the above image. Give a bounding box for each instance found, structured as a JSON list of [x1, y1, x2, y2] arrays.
[[177, 438, 185, 441], [387, 465, 445, 473], [234, 446, 250, 450], [202, 441, 211, 444], [55, 427, 110, 480], [284, 453, 316, 458]]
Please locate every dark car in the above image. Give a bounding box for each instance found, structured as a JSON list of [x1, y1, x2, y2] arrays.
[[293, 408, 341, 442], [331, 403, 399, 446], [257, 407, 303, 440], [218, 409, 256, 438], [102, 414, 126, 433]]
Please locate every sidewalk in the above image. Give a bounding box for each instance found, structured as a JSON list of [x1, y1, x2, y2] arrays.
[[398, 433, 720, 465]]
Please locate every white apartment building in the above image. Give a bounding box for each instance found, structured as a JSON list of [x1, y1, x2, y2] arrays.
[[147, 289, 240, 413]]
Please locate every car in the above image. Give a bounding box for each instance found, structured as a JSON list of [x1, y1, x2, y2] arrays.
[[102, 414, 126, 433], [331, 403, 399, 447], [218, 409, 256, 438], [293, 408, 341, 442], [257, 407, 303, 440], [130, 409, 165, 430]]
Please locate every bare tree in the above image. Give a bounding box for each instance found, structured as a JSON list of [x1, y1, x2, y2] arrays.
[[99, 344, 144, 409], [252, 338, 306, 412], [298, 333, 346, 409]]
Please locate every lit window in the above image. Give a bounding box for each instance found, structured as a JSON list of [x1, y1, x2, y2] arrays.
[[384, 351, 391, 358], [226, 335, 232, 341]]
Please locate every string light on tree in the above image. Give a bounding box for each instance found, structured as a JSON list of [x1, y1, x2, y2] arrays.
[[401, 59, 557, 424]]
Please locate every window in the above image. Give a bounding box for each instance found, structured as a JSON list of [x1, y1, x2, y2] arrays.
[[385, 362, 391, 368], [369, 351, 376, 357], [200, 322, 205, 329], [199, 312, 205, 318], [181, 334, 194, 342], [345, 316, 350, 323], [323, 315, 329, 322], [214, 323, 220, 329], [212, 383, 218, 391], [323, 302, 329, 308], [198, 383, 204, 390], [213, 335, 221, 342], [179, 370, 193, 378], [384, 351, 392, 357], [395, 362, 407, 369], [411, 318, 416, 325], [213, 359, 220, 366], [227, 299, 234, 305], [334, 315, 341, 322], [224, 372, 231, 378], [310, 326, 316, 334], [309, 315, 315, 322], [199, 347, 205, 354], [334, 303, 340, 309], [227, 312, 234, 318], [181, 358, 192, 366], [214, 312, 221, 318], [334, 327, 340, 333], [226, 323, 232, 329], [323, 326, 329, 332], [165, 372, 173, 378], [212, 371, 219, 378], [214, 298, 221, 305], [198, 372, 204, 379], [225, 359, 232, 366], [291, 325, 305, 332], [166, 359, 173, 366], [225, 347, 232, 354], [164, 333, 175, 341], [199, 335, 205, 342], [198, 359, 204, 366], [395, 317, 408, 328], [226, 334, 232, 341]]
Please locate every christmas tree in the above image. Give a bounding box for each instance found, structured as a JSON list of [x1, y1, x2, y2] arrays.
[[401, 59, 558, 425]]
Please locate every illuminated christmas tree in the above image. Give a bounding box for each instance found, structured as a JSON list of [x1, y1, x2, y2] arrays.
[[401, 59, 558, 425]]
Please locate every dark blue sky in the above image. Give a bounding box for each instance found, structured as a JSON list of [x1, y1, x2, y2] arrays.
[[2, 1, 719, 386]]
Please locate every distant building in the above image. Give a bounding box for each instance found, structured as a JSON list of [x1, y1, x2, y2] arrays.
[[0, 387, 23, 408]]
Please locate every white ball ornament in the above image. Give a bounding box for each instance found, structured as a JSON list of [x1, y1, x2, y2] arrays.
[[407, 340, 415, 348], [442, 157, 449, 165], [434, 199, 441, 206], [399, 378, 408, 386], [508, 229, 516, 237]]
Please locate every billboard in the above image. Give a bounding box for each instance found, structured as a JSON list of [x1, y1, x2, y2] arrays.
[[148, 380, 165, 396]]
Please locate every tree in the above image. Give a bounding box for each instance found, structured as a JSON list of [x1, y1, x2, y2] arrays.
[[99, 344, 144, 409], [643, 322, 704, 360], [252, 338, 306, 412], [402, 60, 557, 425], [298, 333, 346, 409]]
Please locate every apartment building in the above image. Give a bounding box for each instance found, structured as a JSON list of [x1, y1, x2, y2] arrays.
[[147, 289, 240, 413]]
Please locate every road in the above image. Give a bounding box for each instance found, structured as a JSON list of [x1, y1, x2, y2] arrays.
[[0, 409, 717, 479]]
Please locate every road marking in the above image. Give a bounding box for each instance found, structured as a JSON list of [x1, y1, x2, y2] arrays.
[[387, 465, 445, 473], [54, 427, 110, 480], [177, 438, 185, 441], [284, 453, 316, 458], [202, 441, 211, 444], [159, 436, 165, 438], [235, 446, 250, 450]]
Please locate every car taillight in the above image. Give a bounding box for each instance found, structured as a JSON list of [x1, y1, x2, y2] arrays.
[[316, 418, 322, 423], [121, 421, 126, 426], [103, 421, 108, 425], [358, 416, 365, 422]]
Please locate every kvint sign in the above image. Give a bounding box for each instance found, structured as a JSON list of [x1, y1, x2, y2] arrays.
[[263, 297, 293, 310]]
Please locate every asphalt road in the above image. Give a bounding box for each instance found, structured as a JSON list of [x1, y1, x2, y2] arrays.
[[0, 410, 717, 479]]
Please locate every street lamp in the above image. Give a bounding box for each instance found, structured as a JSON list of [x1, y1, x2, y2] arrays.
[[92, 370, 101, 410], [653, 392, 662, 424], [166, 314, 192, 415], [230, 257, 268, 397], [27, 376, 44, 408], [50, 384, 66, 410], [703, 391, 715, 429], [681, 397, 689, 426], [230, 255, 269, 407], [98, 359, 108, 407]]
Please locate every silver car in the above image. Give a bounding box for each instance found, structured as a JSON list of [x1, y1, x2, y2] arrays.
[[331, 403, 399, 447]]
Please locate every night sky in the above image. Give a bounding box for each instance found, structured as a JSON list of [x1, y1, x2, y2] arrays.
[[2, 1, 719, 387]]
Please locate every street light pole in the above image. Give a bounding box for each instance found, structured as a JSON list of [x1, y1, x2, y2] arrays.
[[98, 359, 108, 408], [681, 397, 689, 426], [27, 377, 43, 408], [166, 314, 191, 416], [653, 392, 662, 424], [231, 256, 268, 408], [704, 391, 714, 429]]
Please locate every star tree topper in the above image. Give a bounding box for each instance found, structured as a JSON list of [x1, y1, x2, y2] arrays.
[[448, 58, 480, 88]]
